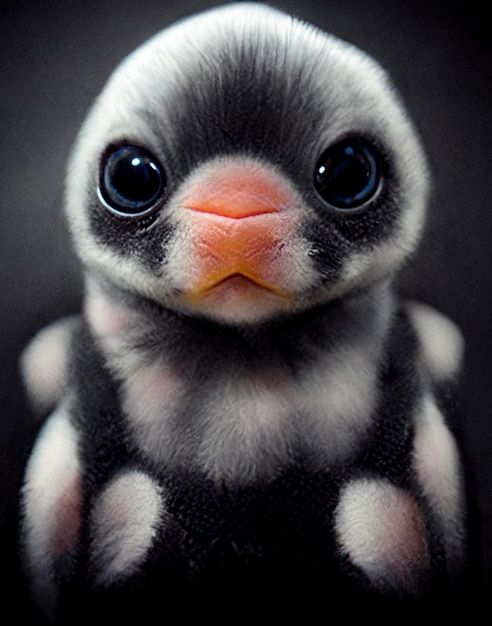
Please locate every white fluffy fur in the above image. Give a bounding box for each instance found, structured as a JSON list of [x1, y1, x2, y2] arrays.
[[87, 283, 393, 484], [295, 343, 380, 465], [21, 404, 81, 617], [408, 302, 464, 380], [90, 470, 164, 585], [122, 347, 381, 483], [334, 477, 430, 593], [21, 317, 78, 414], [413, 394, 464, 574]]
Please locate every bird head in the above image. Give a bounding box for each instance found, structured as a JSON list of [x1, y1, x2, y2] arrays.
[[66, 2, 429, 326]]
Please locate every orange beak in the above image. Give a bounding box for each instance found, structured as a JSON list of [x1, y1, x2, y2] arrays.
[[179, 161, 298, 310], [183, 162, 290, 218]]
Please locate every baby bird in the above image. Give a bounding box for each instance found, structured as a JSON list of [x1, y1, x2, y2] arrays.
[[20, 2, 466, 620]]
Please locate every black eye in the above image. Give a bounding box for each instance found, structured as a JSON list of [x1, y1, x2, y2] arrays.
[[314, 139, 380, 210], [99, 145, 165, 216]]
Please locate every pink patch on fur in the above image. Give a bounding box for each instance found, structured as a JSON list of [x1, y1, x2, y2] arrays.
[[415, 426, 446, 498], [86, 292, 131, 338], [126, 362, 182, 409], [335, 479, 429, 593], [413, 398, 460, 513], [413, 398, 463, 572], [50, 472, 83, 557], [90, 471, 164, 584], [21, 318, 76, 412], [252, 367, 293, 393], [369, 489, 428, 584]]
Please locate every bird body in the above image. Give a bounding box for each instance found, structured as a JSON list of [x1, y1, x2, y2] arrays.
[[20, 3, 466, 619]]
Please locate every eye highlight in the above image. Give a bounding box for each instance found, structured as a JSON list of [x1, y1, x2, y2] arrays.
[[99, 145, 166, 216], [314, 139, 380, 210]]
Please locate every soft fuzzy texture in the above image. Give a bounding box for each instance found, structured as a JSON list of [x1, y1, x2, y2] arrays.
[[20, 3, 466, 621]]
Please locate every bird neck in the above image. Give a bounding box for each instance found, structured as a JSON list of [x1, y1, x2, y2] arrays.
[[83, 272, 396, 375]]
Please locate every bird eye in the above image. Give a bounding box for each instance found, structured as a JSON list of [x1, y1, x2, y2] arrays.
[[314, 139, 380, 210], [99, 145, 165, 216]]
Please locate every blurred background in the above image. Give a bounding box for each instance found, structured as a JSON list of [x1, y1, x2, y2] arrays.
[[1, 0, 490, 617]]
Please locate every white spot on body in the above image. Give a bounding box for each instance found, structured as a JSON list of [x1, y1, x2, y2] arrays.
[[118, 330, 385, 485], [408, 302, 464, 380], [413, 394, 464, 572], [86, 287, 132, 339], [296, 344, 379, 466], [196, 370, 296, 484], [21, 317, 78, 414], [334, 478, 430, 594], [126, 361, 182, 412], [90, 470, 164, 585], [101, 289, 392, 485], [84, 277, 145, 355], [21, 404, 82, 617], [122, 360, 185, 452]]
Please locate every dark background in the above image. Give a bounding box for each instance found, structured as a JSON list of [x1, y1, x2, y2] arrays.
[[1, 0, 491, 617]]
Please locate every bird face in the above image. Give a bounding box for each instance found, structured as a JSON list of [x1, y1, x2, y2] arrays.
[[66, 3, 429, 326]]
